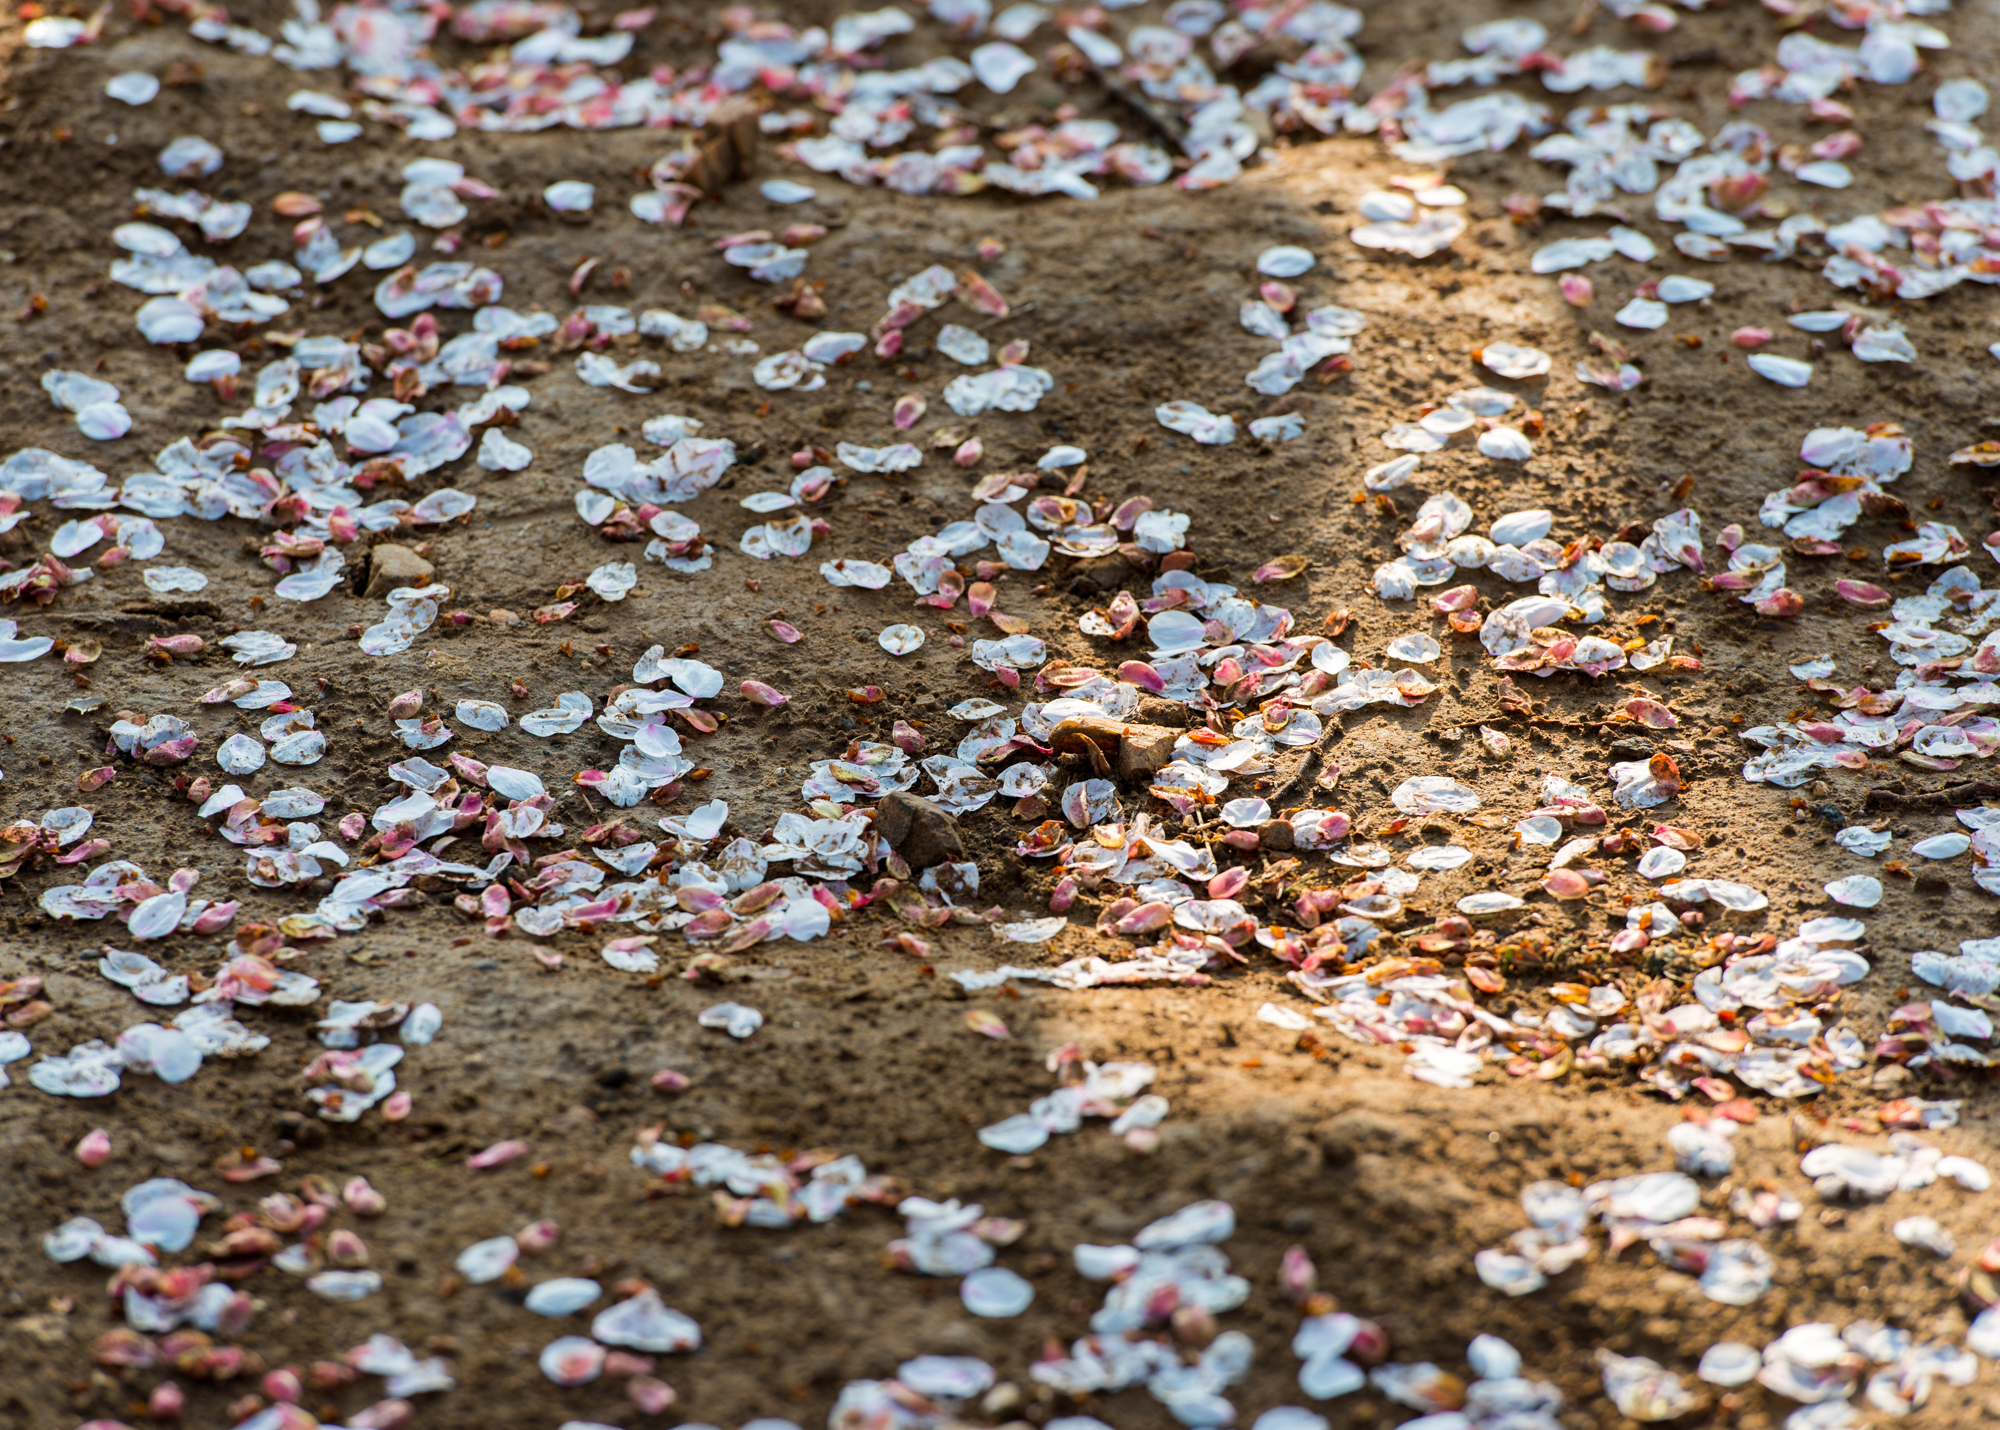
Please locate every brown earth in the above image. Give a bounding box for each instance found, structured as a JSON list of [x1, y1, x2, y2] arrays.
[[2, 0, 2000, 1428]]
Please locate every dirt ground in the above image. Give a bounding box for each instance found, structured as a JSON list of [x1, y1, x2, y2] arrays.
[[3, 0, 2000, 1427]]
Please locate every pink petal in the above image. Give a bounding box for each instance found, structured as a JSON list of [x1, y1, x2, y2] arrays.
[[1116, 660, 1166, 693], [466, 1139, 529, 1170], [1623, 698, 1676, 729], [1541, 869, 1592, 901]]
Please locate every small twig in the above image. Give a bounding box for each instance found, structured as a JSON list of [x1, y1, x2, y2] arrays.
[[1270, 748, 1323, 811], [976, 300, 1036, 333], [1864, 781, 2000, 812], [1095, 71, 1188, 144]]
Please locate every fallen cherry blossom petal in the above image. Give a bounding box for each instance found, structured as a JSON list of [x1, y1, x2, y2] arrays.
[[466, 1140, 529, 1170]]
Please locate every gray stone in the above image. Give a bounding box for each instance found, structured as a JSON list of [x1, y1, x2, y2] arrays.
[[1047, 715, 1181, 783], [874, 790, 964, 869], [1113, 724, 1180, 782], [1256, 818, 1295, 852], [363, 543, 433, 598], [1066, 552, 1136, 596]]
